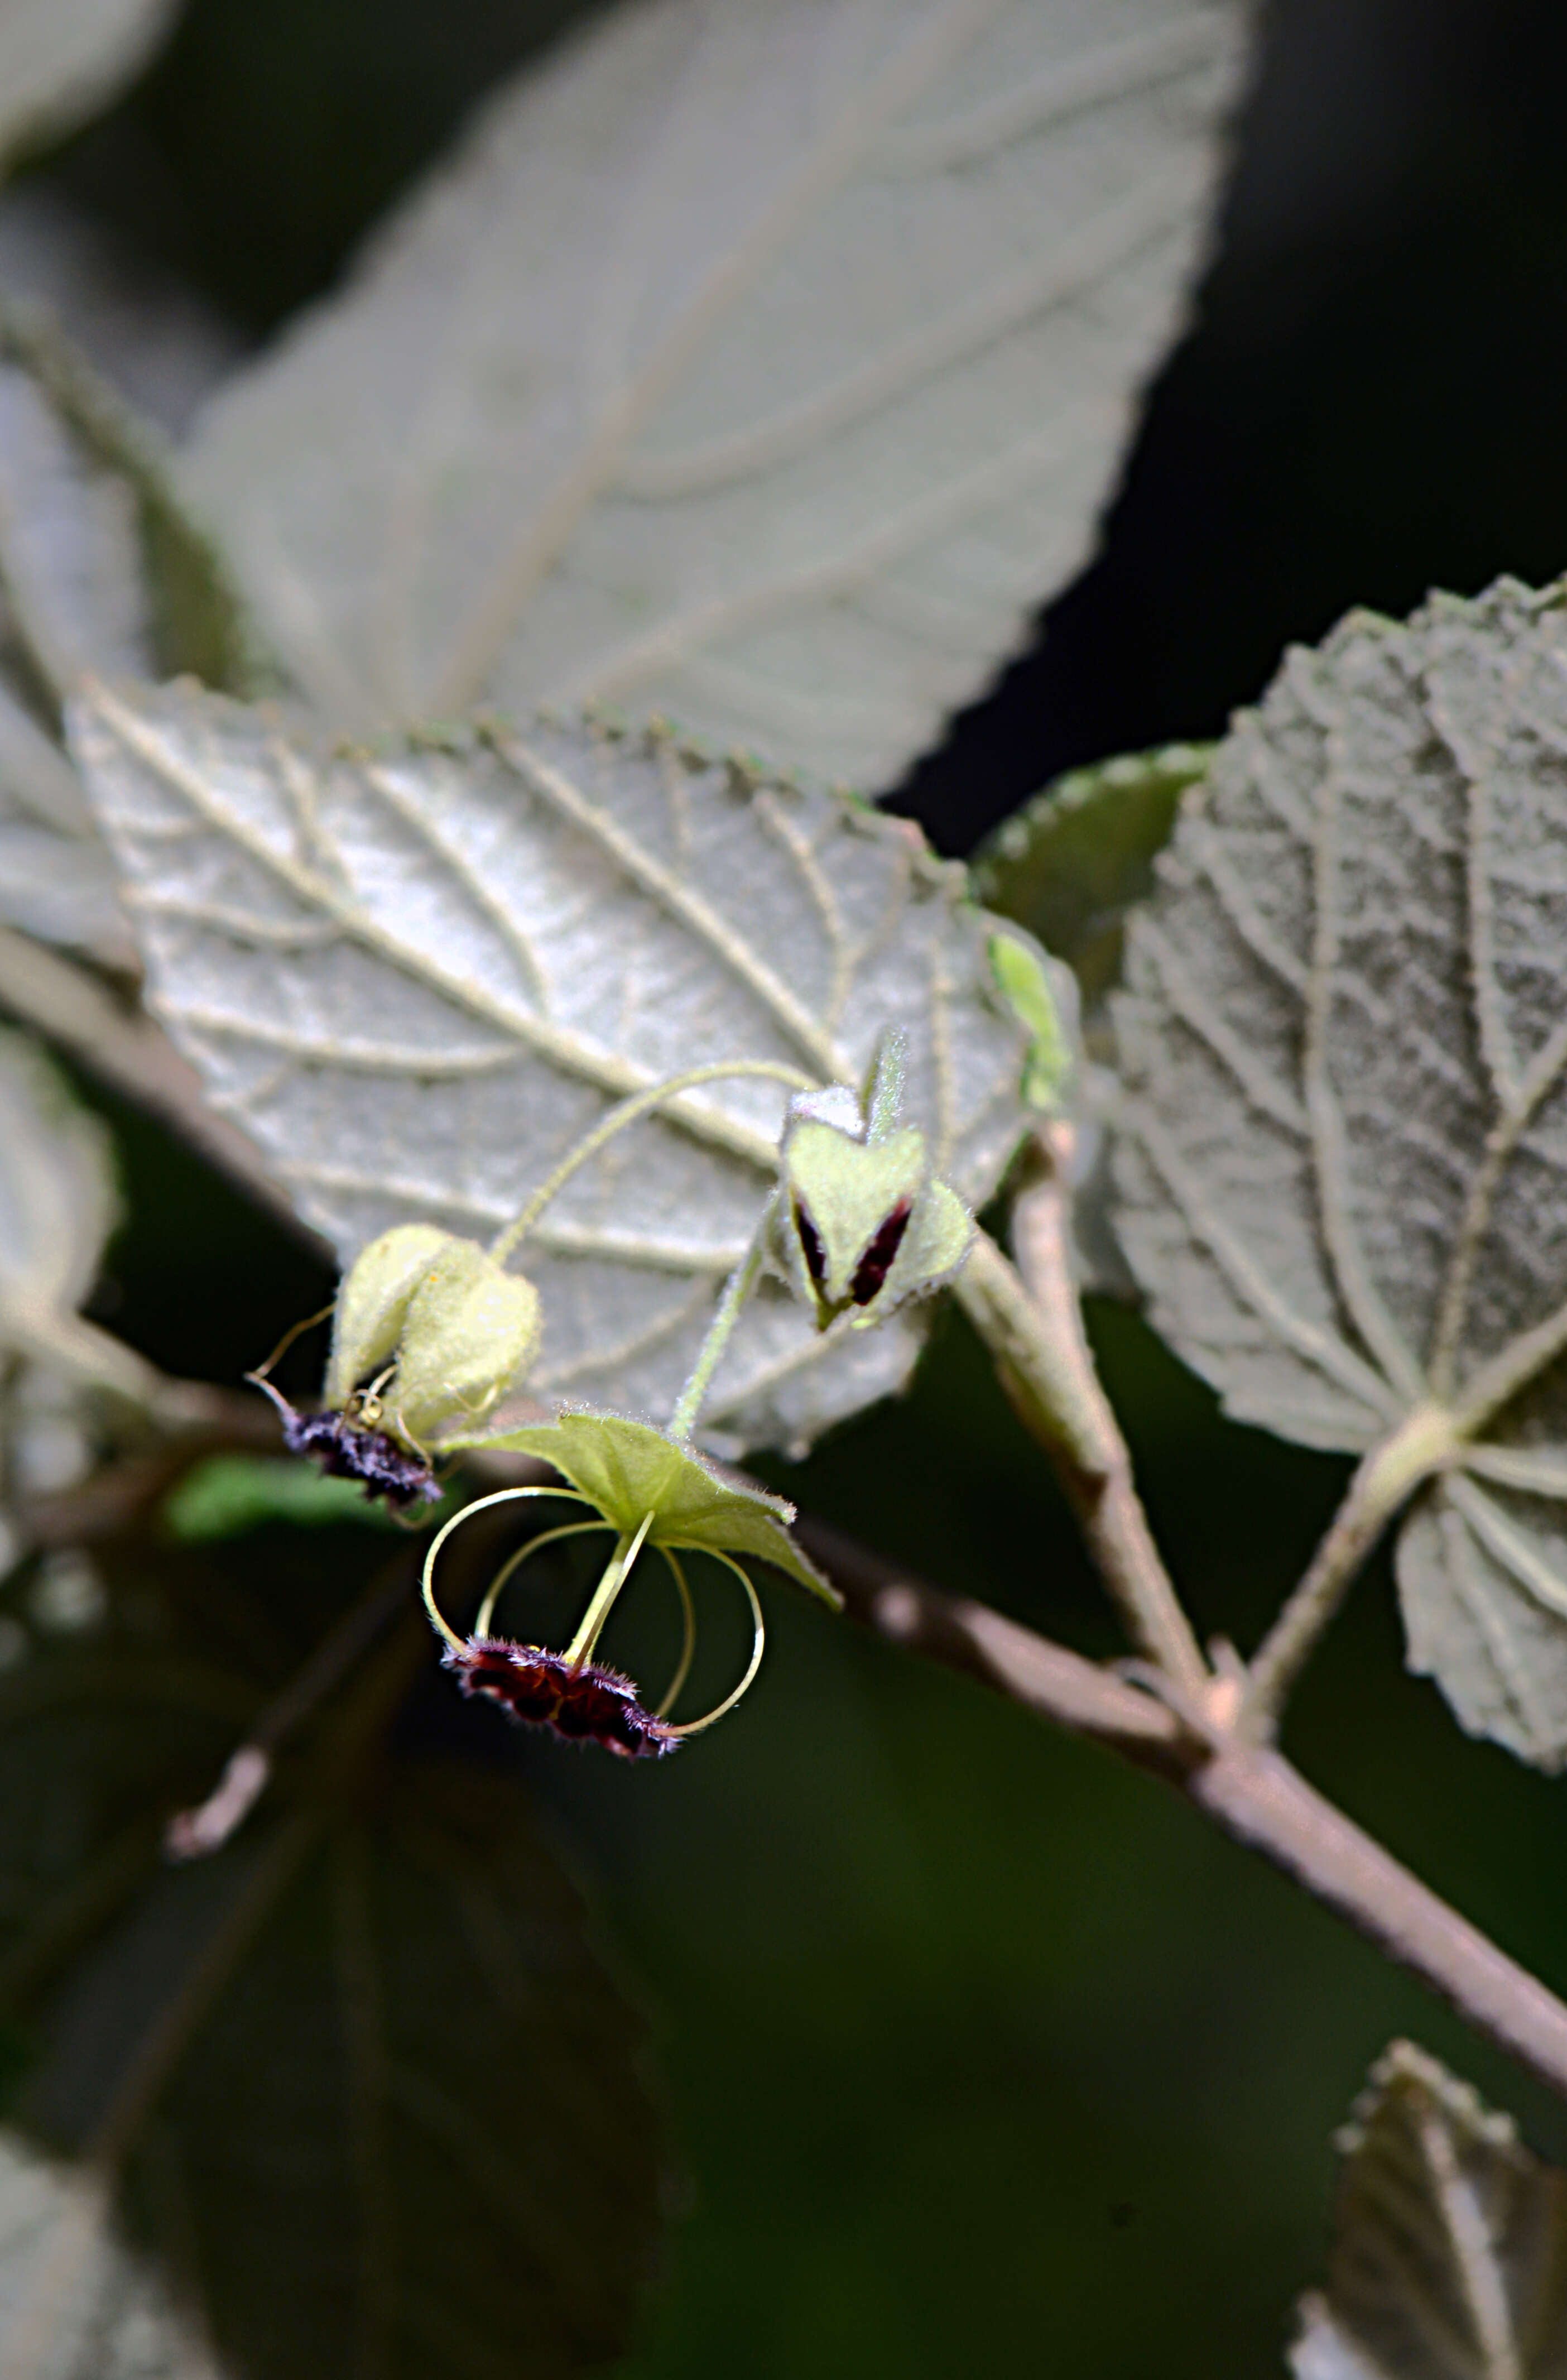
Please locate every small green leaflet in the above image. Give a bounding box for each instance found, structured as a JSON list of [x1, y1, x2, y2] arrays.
[[479, 1412, 838, 1604], [1290, 2040, 1567, 2380], [1113, 578, 1567, 1769]]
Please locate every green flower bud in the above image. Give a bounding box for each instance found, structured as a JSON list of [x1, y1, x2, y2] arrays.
[[324, 1223, 453, 1408], [777, 1037, 972, 1330], [392, 1239, 541, 1446], [324, 1225, 540, 1453]]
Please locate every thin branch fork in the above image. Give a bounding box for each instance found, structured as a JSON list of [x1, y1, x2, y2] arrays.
[[798, 1510, 1567, 2107]]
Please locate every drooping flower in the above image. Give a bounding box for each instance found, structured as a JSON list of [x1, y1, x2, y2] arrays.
[[251, 1225, 541, 1509], [422, 1412, 838, 1757]]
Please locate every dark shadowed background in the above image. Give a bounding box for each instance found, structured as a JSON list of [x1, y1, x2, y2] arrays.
[[21, 0, 1567, 2369]]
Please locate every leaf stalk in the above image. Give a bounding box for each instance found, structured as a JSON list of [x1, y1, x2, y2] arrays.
[[1238, 1402, 1462, 1739], [958, 1134, 1208, 1696]]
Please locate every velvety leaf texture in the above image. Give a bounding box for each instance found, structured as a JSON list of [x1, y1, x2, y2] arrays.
[[1290, 2040, 1567, 2380], [182, 0, 1247, 789], [0, 1562, 665, 2380], [1114, 578, 1567, 1767], [70, 680, 1032, 1454]]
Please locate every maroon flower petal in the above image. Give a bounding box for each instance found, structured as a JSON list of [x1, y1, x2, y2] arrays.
[[444, 1637, 679, 1760]]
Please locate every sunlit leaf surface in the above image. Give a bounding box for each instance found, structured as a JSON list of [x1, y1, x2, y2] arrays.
[[1113, 578, 1567, 1765], [182, 0, 1247, 788], [71, 681, 1032, 1453], [1290, 2040, 1567, 2380]]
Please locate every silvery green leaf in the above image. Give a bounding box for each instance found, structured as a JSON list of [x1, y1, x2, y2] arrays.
[[0, 2134, 219, 2379], [0, 0, 179, 175], [70, 680, 1031, 1453], [1112, 577, 1567, 1768], [0, 310, 252, 959], [1289, 2040, 1567, 2380], [182, 0, 1248, 787]]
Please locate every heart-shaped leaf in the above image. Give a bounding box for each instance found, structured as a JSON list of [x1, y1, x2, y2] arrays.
[[1113, 577, 1567, 1767], [1290, 2040, 1567, 2380], [70, 679, 1033, 1454], [181, 0, 1247, 789]]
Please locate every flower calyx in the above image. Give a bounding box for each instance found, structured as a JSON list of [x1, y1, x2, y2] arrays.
[[776, 1033, 972, 1332]]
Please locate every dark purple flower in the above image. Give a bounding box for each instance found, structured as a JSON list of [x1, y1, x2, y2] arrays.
[[444, 1636, 679, 1760], [253, 1377, 440, 1512]]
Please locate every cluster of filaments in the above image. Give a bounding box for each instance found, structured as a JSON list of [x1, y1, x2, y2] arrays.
[[256, 1032, 974, 1756]]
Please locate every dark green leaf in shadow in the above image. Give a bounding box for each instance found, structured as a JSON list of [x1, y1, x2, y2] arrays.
[[972, 743, 1210, 1020], [164, 1455, 418, 1542], [1290, 2039, 1567, 2379], [0, 1533, 666, 2379]]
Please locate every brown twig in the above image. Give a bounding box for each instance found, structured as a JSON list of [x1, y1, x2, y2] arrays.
[[799, 1510, 1567, 2105]]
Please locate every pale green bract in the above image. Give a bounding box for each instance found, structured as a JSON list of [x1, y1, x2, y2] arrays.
[[69, 680, 1036, 1455], [473, 1411, 837, 1605], [1113, 578, 1567, 1770], [1290, 2041, 1567, 2380], [181, 0, 1247, 790], [987, 929, 1078, 1111]]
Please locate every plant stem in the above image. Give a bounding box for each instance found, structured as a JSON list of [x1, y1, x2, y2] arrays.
[[667, 1194, 777, 1445], [800, 1512, 1567, 2107], [489, 1061, 811, 1265], [1238, 1402, 1460, 1739], [565, 1511, 655, 1665], [956, 1133, 1208, 1696]]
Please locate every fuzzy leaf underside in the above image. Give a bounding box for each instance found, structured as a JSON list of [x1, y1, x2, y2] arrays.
[[70, 680, 1031, 1455], [0, 311, 251, 958], [0, 2135, 219, 2379], [1114, 580, 1567, 1766], [0, 1569, 666, 2380], [182, 0, 1247, 790], [0, 0, 177, 174], [1290, 2041, 1567, 2380]]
